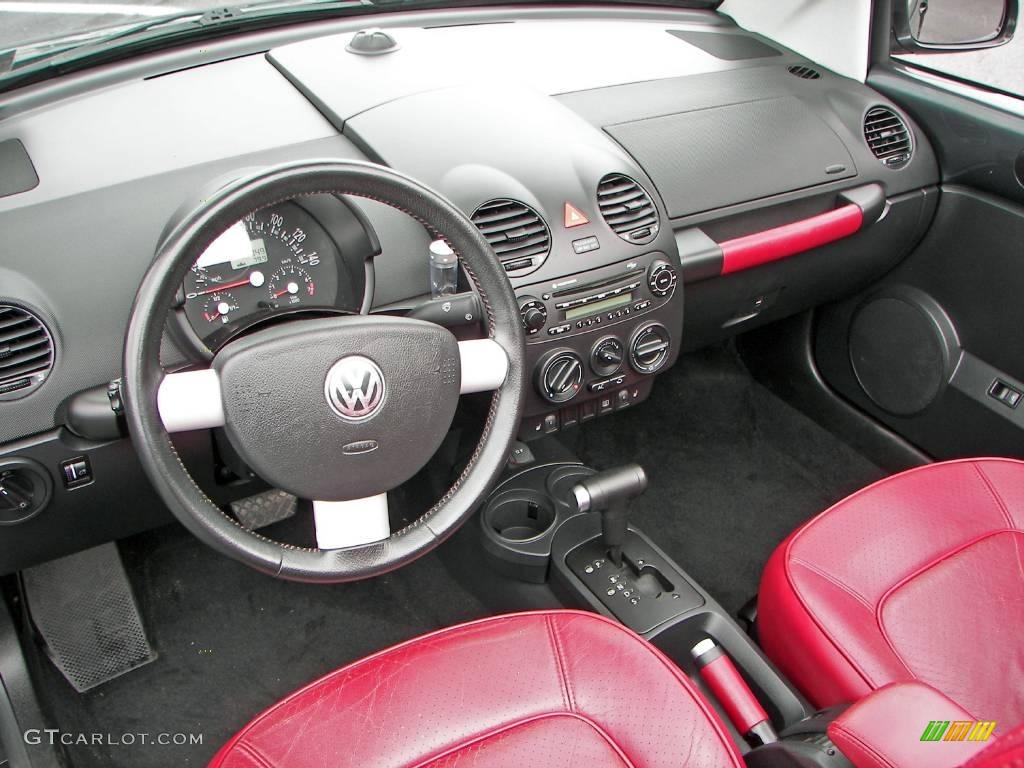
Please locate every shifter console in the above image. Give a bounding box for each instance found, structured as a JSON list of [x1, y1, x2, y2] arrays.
[[566, 465, 703, 633], [566, 531, 703, 633]]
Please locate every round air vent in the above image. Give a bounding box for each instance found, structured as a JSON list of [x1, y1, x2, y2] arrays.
[[0, 305, 54, 401], [470, 199, 551, 276], [787, 64, 821, 80], [596, 174, 660, 245], [864, 106, 913, 170]]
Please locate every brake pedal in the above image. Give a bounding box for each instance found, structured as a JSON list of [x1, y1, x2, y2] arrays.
[[22, 542, 155, 692], [230, 489, 297, 530]]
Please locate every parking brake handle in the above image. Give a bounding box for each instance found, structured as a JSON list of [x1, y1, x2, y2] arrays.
[[572, 464, 647, 567]]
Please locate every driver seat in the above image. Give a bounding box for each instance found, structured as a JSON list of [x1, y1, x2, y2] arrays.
[[210, 610, 744, 767]]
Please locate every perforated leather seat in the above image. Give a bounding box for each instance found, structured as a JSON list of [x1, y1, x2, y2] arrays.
[[210, 610, 744, 768], [758, 458, 1024, 723]]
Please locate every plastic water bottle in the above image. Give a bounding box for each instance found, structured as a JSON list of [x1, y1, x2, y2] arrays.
[[429, 239, 458, 298]]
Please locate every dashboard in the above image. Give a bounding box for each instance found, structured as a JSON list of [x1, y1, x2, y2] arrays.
[[0, 6, 940, 573]]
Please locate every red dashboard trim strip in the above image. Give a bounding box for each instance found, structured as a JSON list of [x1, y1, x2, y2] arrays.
[[718, 203, 864, 275]]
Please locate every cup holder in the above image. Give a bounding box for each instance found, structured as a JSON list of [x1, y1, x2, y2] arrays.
[[484, 491, 556, 542]]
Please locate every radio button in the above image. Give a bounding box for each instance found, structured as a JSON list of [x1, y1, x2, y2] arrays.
[[648, 261, 678, 298]]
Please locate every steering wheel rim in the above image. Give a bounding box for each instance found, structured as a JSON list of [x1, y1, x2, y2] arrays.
[[122, 159, 525, 583]]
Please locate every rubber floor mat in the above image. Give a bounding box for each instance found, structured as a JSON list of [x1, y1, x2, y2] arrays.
[[22, 542, 155, 692]]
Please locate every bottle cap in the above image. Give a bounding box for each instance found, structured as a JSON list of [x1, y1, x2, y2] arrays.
[[429, 239, 457, 265]]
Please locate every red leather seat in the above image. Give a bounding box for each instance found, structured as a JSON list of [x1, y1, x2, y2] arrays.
[[758, 458, 1024, 723], [210, 610, 744, 768]]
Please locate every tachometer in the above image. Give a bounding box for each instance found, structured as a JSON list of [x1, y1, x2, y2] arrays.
[[267, 265, 315, 306]]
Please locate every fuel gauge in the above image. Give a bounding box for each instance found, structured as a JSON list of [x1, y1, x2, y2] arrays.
[[201, 292, 240, 324]]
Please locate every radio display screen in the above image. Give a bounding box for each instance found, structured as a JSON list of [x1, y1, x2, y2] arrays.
[[565, 292, 633, 320]]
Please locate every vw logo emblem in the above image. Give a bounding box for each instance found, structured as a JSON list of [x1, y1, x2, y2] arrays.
[[324, 356, 386, 422]]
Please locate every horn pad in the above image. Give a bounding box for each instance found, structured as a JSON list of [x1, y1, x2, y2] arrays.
[[212, 315, 461, 501]]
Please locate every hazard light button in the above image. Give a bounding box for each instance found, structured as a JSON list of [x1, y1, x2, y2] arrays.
[[564, 202, 589, 228]]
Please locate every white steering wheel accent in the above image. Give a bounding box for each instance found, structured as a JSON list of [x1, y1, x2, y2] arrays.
[[312, 495, 390, 549], [157, 368, 225, 432], [158, 338, 508, 432], [457, 338, 509, 394]]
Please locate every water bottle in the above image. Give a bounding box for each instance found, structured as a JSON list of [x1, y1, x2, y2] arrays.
[[429, 239, 458, 298]]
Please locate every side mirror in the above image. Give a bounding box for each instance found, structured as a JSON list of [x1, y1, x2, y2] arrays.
[[893, 0, 1018, 52]]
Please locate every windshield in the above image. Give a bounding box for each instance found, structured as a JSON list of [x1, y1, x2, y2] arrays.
[[2, 0, 218, 51], [1, 0, 716, 53]]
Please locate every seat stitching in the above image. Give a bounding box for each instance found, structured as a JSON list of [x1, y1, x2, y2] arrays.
[[782, 541, 879, 692], [405, 711, 637, 768], [236, 742, 277, 768], [972, 463, 1015, 531], [876, 529, 1023, 674], [546, 614, 576, 712], [790, 557, 874, 611], [830, 721, 899, 768], [974, 463, 1024, 581]]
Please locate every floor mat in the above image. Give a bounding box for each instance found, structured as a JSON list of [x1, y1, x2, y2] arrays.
[[32, 524, 489, 767], [573, 343, 885, 617]]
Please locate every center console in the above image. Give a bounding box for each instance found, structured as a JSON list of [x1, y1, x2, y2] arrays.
[[479, 456, 856, 766]]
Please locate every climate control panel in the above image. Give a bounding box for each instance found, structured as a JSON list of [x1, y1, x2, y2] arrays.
[[516, 251, 683, 439]]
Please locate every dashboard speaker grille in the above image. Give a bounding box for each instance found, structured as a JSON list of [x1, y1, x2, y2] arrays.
[[864, 106, 913, 169], [471, 199, 551, 275], [0, 305, 54, 400], [596, 174, 659, 244], [787, 64, 821, 80]]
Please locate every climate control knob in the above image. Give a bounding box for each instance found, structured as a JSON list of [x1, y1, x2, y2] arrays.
[[647, 260, 678, 298], [537, 350, 584, 404], [518, 296, 547, 335], [591, 336, 625, 377], [630, 323, 671, 374]]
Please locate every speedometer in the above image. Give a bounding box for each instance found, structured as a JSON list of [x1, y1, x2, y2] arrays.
[[181, 202, 340, 348]]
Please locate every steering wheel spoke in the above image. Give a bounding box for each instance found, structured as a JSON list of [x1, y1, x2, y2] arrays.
[[457, 338, 509, 394], [158, 337, 508, 434], [312, 495, 390, 549], [158, 368, 224, 432]]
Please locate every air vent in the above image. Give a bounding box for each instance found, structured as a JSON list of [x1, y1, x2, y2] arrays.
[[0, 305, 54, 401], [471, 199, 551, 275], [596, 174, 659, 245], [788, 64, 821, 80], [864, 106, 913, 169]]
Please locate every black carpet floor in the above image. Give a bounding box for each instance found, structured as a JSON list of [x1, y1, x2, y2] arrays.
[[32, 525, 490, 767], [572, 343, 884, 616], [31, 343, 883, 767]]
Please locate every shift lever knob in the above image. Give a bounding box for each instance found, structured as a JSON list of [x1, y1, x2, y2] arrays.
[[572, 464, 647, 566]]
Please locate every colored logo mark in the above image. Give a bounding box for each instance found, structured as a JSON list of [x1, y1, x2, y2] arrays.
[[921, 721, 997, 742]]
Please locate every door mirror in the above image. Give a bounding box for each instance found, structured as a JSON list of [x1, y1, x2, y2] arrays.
[[894, 0, 1017, 52]]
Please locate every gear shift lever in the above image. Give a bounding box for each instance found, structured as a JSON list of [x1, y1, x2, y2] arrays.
[[572, 464, 647, 567]]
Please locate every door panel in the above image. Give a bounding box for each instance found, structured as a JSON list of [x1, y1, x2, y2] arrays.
[[812, 42, 1024, 459]]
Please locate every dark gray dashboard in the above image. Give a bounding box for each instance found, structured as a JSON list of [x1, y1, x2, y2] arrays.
[[0, 6, 940, 573]]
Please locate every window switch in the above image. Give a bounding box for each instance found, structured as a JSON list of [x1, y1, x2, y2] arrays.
[[988, 379, 1022, 409]]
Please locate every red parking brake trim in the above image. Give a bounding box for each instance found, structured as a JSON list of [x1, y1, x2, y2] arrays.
[[698, 654, 770, 735], [719, 203, 864, 275]]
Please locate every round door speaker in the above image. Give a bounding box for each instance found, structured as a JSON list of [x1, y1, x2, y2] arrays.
[[848, 292, 957, 417]]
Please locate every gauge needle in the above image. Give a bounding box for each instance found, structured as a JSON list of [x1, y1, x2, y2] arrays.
[[272, 281, 301, 299], [195, 271, 265, 295]]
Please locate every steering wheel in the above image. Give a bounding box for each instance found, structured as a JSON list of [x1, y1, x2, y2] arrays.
[[122, 160, 526, 582]]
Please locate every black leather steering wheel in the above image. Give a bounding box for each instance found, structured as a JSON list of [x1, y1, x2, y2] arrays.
[[122, 160, 525, 582]]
